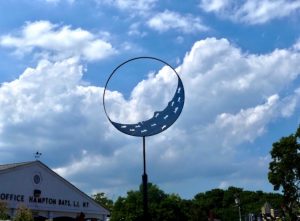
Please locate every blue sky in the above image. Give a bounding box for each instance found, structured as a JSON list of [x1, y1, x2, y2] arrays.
[[1, 0, 300, 200]]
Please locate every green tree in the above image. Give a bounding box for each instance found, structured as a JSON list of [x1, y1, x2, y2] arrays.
[[110, 184, 283, 220], [193, 187, 241, 221], [92, 192, 114, 211], [13, 205, 33, 221], [156, 194, 188, 221], [192, 187, 283, 221], [111, 190, 143, 221], [110, 183, 189, 221], [0, 201, 9, 220], [268, 126, 300, 221]]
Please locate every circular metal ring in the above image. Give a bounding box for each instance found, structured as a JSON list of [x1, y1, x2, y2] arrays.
[[103, 56, 185, 137]]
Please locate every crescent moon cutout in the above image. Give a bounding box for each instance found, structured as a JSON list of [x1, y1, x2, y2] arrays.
[[103, 57, 185, 137]]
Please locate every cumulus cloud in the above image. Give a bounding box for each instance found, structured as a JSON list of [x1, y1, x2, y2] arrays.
[[0, 58, 92, 149], [147, 10, 209, 33], [1, 37, 300, 197], [212, 94, 279, 147], [180, 38, 300, 112], [0, 20, 116, 61], [147, 38, 300, 187], [200, 0, 300, 24]]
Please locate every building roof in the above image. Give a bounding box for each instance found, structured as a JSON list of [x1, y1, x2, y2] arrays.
[[0, 160, 110, 216], [0, 161, 35, 171]]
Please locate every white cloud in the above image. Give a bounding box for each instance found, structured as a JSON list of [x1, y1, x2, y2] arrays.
[[212, 94, 279, 147], [200, 0, 230, 12], [2, 38, 300, 197], [99, 0, 157, 14], [44, 0, 75, 4], [236, 0, 300, 24], [0, 21, 116, 61], [0, 58, 109, 154], [128, 23, 147, 37], [294, 39, 300, 51], [147, 10, 209, 33], [200, 0, 300, 24], [179, 38, 300, 122], [218, 181, 229, 189], [54, 153, 113, 177]]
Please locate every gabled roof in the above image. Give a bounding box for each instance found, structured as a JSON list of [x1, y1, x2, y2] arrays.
[[0, 161, 35, 171]]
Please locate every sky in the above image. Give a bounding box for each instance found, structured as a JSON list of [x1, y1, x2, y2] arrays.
[[1, 0, 300, 200]]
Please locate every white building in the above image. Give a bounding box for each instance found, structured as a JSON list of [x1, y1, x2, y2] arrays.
[[0, 161, 110, 221]]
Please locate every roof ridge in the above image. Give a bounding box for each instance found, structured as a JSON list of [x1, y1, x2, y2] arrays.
[[0, 161, 36, 171]]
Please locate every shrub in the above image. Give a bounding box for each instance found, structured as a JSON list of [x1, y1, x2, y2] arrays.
[[13, 205, 33, 221], [0, 201, 9, 220]]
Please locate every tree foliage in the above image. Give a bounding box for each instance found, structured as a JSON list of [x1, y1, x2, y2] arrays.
[[268, 125, 300, 220], [110, 183, 188, 221], [0, 201, 9, 220], [92, 192, 114, 212], [13, 205, 33, 221], [106, 183, 283, 221]]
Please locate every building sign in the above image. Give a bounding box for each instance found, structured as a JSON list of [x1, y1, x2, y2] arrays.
[[0, 193, 24, 202], [0, 192, 89, 208]]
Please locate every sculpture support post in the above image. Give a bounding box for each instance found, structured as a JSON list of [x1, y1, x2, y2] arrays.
[[142, 136, 148, 220], [103, 57, 185, 221]]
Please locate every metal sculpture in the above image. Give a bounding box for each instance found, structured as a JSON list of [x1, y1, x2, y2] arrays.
[[103, 57, 185, 220]]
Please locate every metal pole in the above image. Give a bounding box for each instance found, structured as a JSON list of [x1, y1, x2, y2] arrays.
[[142, 136, 148, 220], [238, 205, 242, 221], [235, 196, 242, 221]]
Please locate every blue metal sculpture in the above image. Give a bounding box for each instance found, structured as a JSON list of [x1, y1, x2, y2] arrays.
[[103, 57, 184, 137], [103, 57, 185, 220]]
